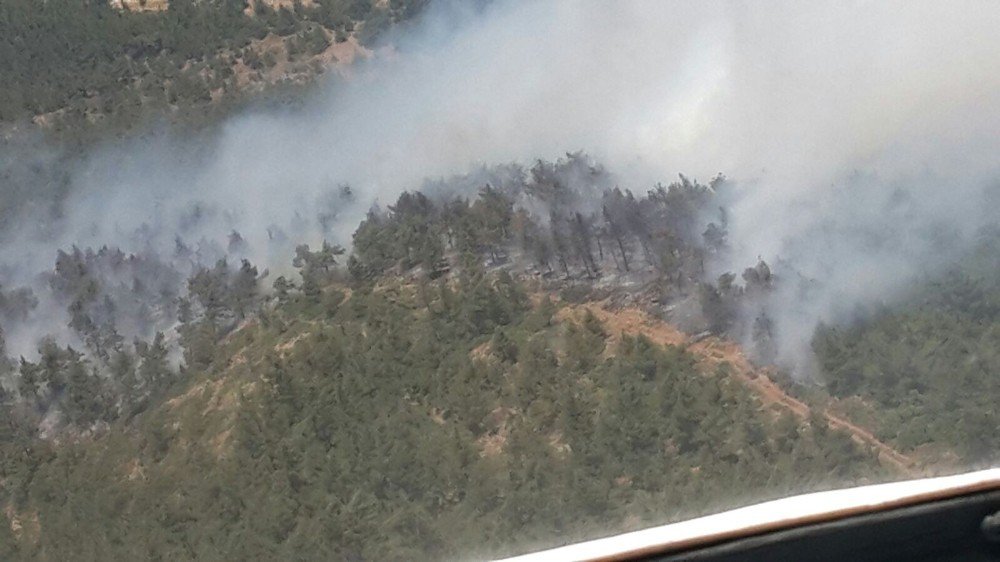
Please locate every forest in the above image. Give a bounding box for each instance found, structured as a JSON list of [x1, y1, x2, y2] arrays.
[[810, 231, 1000, 464], [0, 238, 882, 560], [1, 3, 998, 559], [0, 154, 997, 559], [0, 0, 426, 135]]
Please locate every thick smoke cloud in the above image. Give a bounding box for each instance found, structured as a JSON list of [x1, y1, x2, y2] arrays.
[[1, 0, 999, 372]]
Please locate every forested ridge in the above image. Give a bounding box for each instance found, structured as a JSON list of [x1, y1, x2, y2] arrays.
[[0, 0, 426, 135], [0, 2, 997, 559], [0, 268, 883, 560], [0, 153, 997, 559]]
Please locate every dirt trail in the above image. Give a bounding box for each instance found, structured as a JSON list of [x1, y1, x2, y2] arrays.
[[567, 303, 916, 476]]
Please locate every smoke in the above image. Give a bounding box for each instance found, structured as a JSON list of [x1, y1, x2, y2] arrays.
[[1, 0, 998, 373]]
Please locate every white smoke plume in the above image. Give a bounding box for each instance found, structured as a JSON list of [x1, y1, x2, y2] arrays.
[[1, 0, 998, 372]]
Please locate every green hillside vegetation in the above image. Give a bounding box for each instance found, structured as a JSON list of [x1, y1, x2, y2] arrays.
[[812, 229, 1000, 464], [0, 0, 426, 134], [0, 159, 996, 559], [0, 266, 883, 560], [0, 0, 995, 557]]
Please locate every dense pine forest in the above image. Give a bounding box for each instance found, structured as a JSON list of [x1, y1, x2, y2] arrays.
[[0, 0, 426, 135], [1, 2, 999, 560], [811, 234, 1000, 463], [0, 263, 884, 559], [0, 154, 997, 558]]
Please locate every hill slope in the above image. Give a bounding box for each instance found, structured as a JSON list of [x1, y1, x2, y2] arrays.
[[0, 160, 996, 560], [0, 0, 426, 135], [0, 275, 887, 560], [566, 303, 916, 475]]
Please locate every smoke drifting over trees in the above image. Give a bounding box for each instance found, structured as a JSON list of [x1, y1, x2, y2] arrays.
[[2, 3, 1000, 559], [2, 0, 999, 375]]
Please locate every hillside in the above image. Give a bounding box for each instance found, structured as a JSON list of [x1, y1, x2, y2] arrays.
[[0, 273, 888, 560], [0, 157, 996, 560], [564, 303, 916, 475], [0, 0, 426, 136], [1, 3, 998, 560], [809, 234, 1000, 467]]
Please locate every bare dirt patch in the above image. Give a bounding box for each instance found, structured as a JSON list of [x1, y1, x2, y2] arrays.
[[275, 332, 309, 355], [234, 32, 371, 90], [123, 458, 147, 482], [211, 428, 234, 458], [478, 429, 508, 457], [110, 0, 168, 12], [429, 407, 447, 426], [477, 406, 513, 457], [166, 378, 224, 411], [548, 431, 571, 456], [469, 341, 492, 361], [4, 505, 40, 544]]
